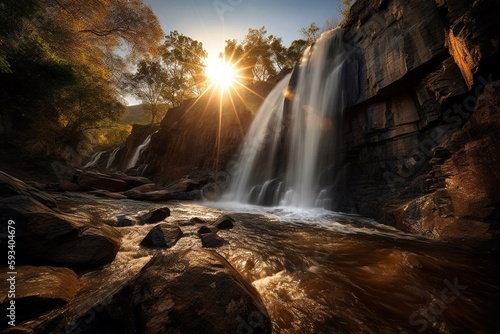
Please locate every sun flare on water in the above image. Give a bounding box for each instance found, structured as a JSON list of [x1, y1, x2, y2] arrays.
[[205, 57, 239, 91]]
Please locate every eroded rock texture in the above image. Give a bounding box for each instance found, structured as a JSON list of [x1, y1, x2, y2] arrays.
[[336, 0, 500, 240]]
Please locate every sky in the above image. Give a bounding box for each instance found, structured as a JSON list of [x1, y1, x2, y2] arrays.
[[125, 1, 341, 105], [144, 0, 342, 61]]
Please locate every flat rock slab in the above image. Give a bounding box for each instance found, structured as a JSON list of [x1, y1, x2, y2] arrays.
[[129, 249, 272, 333], [0, 196, 122, 270], [0, 171, 58, 209], [140, 223, 183, 248], [76, 171, 129, 193], [64, 250, 272, 333], [0, 266, 79, 326], [88, 190, 128, 200]]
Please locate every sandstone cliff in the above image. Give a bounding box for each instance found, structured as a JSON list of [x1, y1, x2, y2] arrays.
[[120, 0, 499, 241], [143, 80, 278, 184], [336, 0, 499, 241]]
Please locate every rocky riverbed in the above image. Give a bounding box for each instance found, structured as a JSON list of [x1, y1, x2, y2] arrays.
[[1, 171, 499, 333]]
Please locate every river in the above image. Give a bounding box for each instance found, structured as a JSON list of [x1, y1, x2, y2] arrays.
[[25, 193, 500, 333]]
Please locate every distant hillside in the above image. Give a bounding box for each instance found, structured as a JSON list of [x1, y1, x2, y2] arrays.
[[122, 104, 149, 125]]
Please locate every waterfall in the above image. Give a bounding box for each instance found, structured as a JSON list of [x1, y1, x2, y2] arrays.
[[227, 28, 347, 208], [106, 147, 120, 169], [126, 131, 158, 170], [83, 151, 104, 169]]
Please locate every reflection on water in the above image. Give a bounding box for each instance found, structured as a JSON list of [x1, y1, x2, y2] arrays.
[[26, 194, 500, 333]]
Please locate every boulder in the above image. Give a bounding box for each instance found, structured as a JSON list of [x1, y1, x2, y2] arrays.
[[170, 190, 202, 200], [0, 196, 122, 269], [110, 173, 153, 189], [88, 190, 128, 200], [121, 183, 157, 196], [0, 171, 58, 209], [200, 232, 227, 248], [190, 217, 207, 225], [116, 215, 138, 227], [0, 266, 80, 327], [140, 223, 183, 248], [58, 180, 83, 192], [212, 215, 235, 230], [121, 183, 172, 201], [165, 178, 199, 192], [76, 171, 129, 193], [138, 207, 170, 225], [197, 225, 216, 234], [126, 250, 271, 333]]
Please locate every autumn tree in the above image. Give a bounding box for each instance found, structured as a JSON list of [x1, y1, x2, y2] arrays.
[[122, 60, 169, 124], [0, 0, 163, 156], [300, 22, 320, 46], [162, 31, 208, 107], [338, 0, 353, 26], [224, 27, 291, 82]]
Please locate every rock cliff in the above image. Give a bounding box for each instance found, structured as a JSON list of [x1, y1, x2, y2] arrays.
[[336, 0, 499, 240], [120, 0, 499, 241], [144, 80, 278, 184]]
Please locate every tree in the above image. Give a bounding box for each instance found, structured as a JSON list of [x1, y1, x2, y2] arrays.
[[123, 60, 169, 124], [285, 39, 308, 68], [0, 0, 163, 155], [223, 27, 290, 82], [162, 31, 208, 107], [300, 22, 320, 46], [338, 0, 353, 26]]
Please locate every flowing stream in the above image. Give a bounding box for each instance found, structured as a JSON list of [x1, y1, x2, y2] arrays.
[[24, 194, 500, 333]]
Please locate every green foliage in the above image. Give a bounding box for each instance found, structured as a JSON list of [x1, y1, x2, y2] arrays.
[[0, 0, 163, 161], [162, 31, 208, 106], [285, 39, 308, 68], [123, 31, 208, 124], [224, 26, 293, 82], [123, 59, 170, 124], [300, 22, 320, 45]]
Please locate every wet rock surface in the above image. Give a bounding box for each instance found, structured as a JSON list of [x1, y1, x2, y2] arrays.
[[0, 266, 80, 328], [0, 195, 122, 270], [138, 207, 170, 225], [0, 173, 122, 269], [140, 223, 183, 248]]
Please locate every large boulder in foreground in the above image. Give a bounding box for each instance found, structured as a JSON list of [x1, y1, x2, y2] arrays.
[[0, 266, 80, 328], [66, 249, 272, 333], [0, 196, 122, 269], [128, 249, 272, 333], [0, 171, 58, 209]]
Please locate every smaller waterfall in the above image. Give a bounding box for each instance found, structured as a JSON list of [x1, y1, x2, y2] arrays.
[[126, 131, 158, 170], [227, 74, 291, 204], [83, 151, 104, 169], [106, 147, 120, 169]]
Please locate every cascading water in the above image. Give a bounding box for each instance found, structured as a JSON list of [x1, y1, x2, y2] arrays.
[[83, 151, 104, 169], [227, 28, 347, 208], [106, 146, 120, 169], [126, 131, 158, 169]]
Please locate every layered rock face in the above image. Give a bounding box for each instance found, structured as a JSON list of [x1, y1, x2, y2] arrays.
[[336, 0, 500, 240], [144, 81, 278, 183]]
